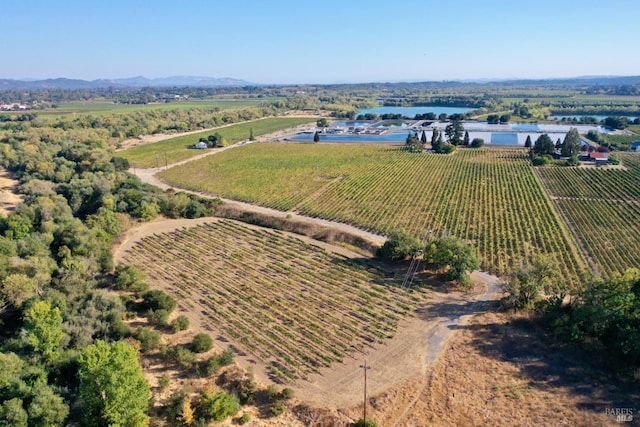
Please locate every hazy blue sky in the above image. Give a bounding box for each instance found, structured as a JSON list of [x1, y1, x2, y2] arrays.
[[2, 0, 638, 84]]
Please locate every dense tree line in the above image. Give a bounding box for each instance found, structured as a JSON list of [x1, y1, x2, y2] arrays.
[[0, 106, 282, 146], [0, 113, 221, 425], [504, 257, 640, 375]]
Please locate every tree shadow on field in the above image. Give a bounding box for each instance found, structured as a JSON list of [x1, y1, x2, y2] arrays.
[[450, 315, 640, 416]]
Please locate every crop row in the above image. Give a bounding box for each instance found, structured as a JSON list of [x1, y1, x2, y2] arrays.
[[161, 145, 586, 280], [297, 148, 585, 279], [122, 219, 425, 382], [555, 199, 640, 278], [537, 154, 640, 278]]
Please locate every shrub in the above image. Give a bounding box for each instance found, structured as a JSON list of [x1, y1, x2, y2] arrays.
[[171, 315, 190, 333], [205, 356, 221, 376], [237, 413, 250, 424], [354, 418, 378, 427], [135, 327, 161, 352], [147, 309, 170, 326], [440, 144, 456, 154], [265, 385, 280, 402], [219, 348, 235, 366], [237, 379, 257, 405], [114, 265, 148, 292], [158, 374, 170, 390], [165, 346, 197, 369], [198, 391, 240, 422], [140, 290, 176, 313], [471, 138, 484, 148], [531, 155, 552, 166], [281, 387, 294, 400], [192, 333, 213, 353], [269, 401, 287, 417]]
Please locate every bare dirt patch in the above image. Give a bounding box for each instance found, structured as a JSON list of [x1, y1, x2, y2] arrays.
[[0, 170, 23, 215], [374, 311, 639, 426]]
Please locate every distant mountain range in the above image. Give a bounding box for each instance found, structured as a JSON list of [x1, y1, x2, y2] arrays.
[[0, 76, 254, 90], [1, 75, 639, 91]]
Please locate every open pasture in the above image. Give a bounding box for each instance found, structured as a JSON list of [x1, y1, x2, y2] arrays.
[[536, 154, 640, 277], [121, 219, 424, 383], [160, 144, 586, 280], [119, 117, 314, 167]]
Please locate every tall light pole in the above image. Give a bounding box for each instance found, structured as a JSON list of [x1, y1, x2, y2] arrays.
[[360, 360, 371, 424]]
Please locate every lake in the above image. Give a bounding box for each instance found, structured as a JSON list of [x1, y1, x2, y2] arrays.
[[356, 106, 474, 117]]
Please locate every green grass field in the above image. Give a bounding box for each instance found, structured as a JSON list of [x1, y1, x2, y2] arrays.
[[119, 117, 315, 167], [159, 144, 588, 280]]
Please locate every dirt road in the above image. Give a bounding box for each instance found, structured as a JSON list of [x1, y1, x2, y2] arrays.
[[122, 131, 505, 418]]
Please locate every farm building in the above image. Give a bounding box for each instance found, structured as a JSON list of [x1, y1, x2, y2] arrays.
[[590, 151, 609, 166]]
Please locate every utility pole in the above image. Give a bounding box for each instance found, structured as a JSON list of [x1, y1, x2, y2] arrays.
[[360, 360, 371, 424]]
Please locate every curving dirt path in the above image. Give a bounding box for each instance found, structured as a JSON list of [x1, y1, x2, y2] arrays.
[[122, 133, 506, 421]]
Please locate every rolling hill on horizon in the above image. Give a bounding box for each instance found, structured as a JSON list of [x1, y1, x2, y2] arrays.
[[1, 75, 640, 91], [0, 75, 254, 90]]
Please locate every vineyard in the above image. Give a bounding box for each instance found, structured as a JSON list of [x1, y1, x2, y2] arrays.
[[119, 117, 314, 167], [160, 144, 587, 280], [122, 219, 425, 383], [536, 153, 640, 278]]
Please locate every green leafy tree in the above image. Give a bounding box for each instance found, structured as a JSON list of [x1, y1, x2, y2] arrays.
[[561, 127, 581, 159], [376, 231, 422, 261], [405, 132, 421, 152], [463, 131, 470, 146], [27, 383, 69, 427], [316, 118, 328, 128], [487, 114, 500, 124], [114, 265, 148, 292], [1, 273, 37, 309], [197, 391, 240, 422], [432, 237, 478, 287], [444, 120, 464, 145], [524, 135, 532, 148], [502, 254, 562, 311], [533, 133, 555, 156], [313, 131, 320, 143], [140, 290, 176, 313], [0, 398, 27, 427], [78, 340, 150, 427], [23, 300, 63, 363], [604, 116, 628, 130], [420, 130, 427, 144], [431, 128, 439, 146]]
